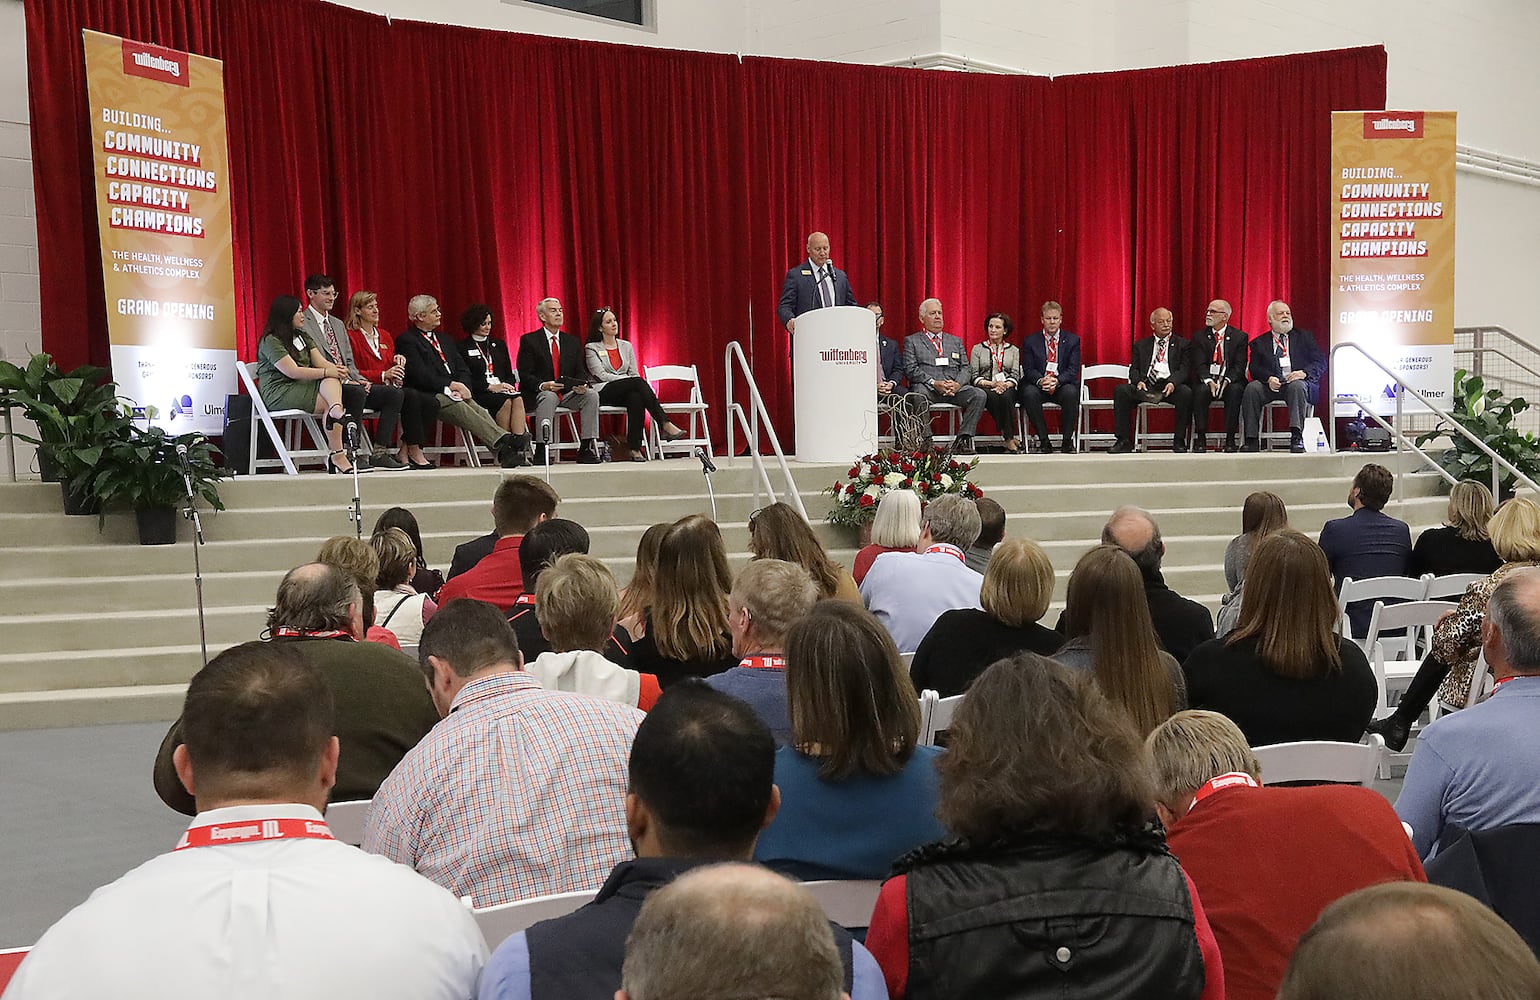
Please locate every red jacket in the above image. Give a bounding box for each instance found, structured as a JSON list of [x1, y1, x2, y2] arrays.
[[347, 327, 398, 383]]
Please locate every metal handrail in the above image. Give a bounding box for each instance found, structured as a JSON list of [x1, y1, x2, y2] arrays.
[[723, 341, 808, 520], [1453, 345, 1540, 387], [1329, 342, 1540, 501]]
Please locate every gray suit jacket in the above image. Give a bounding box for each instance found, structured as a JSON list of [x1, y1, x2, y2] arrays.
[[969, 342, 1023, 387], [304, 308, 363, 381], [902, 331, 969, 390], [585, 339, 639, 382]]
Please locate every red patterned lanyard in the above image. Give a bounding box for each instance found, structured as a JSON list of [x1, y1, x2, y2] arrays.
[[1212, 332, 1224, 365], [923, 544, 966, 563], [989, 343, 1006, 374], [1154, 337, 1168, 364], [271, 627, 353, 640], [175, 817, 335, 851], [1187, 771, 1258, 812], [513, 593, 537, 606], [424, 332, 449, 370], [738, 654, 787, 670], [926, 333, 946, 358], [1046, 335, 1057, 364]]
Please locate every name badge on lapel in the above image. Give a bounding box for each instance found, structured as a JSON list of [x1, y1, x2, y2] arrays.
[[292, 336, 306, 352]]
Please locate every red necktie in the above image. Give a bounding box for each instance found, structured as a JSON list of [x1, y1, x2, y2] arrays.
[[550, 335, 561, 376]]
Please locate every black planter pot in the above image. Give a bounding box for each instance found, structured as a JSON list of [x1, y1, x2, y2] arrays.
[[37, 450, 60, 483], [135, 505, 178, 545], [60, 482, 99, 516]]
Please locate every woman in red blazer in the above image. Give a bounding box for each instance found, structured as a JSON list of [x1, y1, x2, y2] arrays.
[[345, 291, 440, 469]]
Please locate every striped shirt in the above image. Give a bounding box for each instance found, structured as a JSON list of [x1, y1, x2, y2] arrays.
[[363, 670, 642, 908]]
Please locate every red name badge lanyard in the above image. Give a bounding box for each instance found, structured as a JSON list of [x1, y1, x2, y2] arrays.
[[739, 654, 786, 670], [926, 333, 946, 360], [175, 817, 335, 851], [1046, 337, 1057, 365], [924, 544, 966, 564], [271, 627, 354, 640], [1187, 771, 1258, 812]]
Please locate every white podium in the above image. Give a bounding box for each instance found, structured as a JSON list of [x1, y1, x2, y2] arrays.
[[793, 305, 880, 462]]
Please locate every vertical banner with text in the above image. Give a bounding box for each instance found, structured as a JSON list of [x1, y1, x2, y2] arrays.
[[83, 29, 237, 435], [1330, 110, 1456, 416]]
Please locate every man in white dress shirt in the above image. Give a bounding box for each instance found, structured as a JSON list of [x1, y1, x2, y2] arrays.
[[6, 641, 486, 1000], [859, 493, 985, 653]]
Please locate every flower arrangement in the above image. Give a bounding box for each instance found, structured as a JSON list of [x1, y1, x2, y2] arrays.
[[824, 448, 982, 528]]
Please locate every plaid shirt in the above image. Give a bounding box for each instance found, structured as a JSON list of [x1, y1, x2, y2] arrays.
[[363, 670, 641, 908]]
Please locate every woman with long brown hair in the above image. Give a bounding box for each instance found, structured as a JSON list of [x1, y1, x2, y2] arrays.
[[1224, 491, 1288, 591], [1054, 544, 1183, 735], [1184, 530, 1376, 745], [627, 514, 737, 686], [748, 502, 861, 602], [616, 522, 670, 640]]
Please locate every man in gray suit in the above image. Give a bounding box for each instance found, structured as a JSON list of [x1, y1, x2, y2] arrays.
[[902, 298, 985, 454], [303, 274, 407, 470]]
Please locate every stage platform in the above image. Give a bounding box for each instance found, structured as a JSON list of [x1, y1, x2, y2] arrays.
[[0, 449, 1447, 730]]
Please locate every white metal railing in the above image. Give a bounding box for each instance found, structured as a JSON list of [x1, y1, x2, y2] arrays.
[[723, 341, 807, 520], [1329, 342, 1540, 502]]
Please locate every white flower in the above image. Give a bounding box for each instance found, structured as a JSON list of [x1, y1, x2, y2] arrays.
[[859, 463, 873, 478], [939, 474, 953, 489], [863, 484, 882, 498], [884, 472, 904, 486]]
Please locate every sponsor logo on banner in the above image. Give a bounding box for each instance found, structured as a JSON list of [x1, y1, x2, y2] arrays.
[[1362, 112, 1424, 139], [121, 40, 190, 87]]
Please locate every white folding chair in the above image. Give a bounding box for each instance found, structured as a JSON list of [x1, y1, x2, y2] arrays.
[[324, 799, 372, 845], [469, 889, 595, 948], [1078, 364, 1126, 451], [1464, 650, 1495, 709], [1252, 735, 1384, 786], [237, 362, 331, 475], [919, 689, 962, 746], [1260, 399, 1293, 450], [644, 364, 712, 461], [1364, 599, 1454, 667], [1424, 573, 1485, 601], [800, 879, 883, 930], [1338, 575, 1430, 651], [917, 689, 936, 747]]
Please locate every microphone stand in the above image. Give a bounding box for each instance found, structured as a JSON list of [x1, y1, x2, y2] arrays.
[[176, 444, 210, 668], [696, 447, 718, 521], [540, 418, 553, 484], [344, 420, 364, 539]]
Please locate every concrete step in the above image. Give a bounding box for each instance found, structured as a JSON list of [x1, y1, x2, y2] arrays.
[[0, 684, 186, 731], [0, 645, 206, 694], [0, 605, 268, 655]]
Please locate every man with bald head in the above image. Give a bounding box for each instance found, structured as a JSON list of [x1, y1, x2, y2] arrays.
[[902, 298, 986, 454], [1102, 505, 1214, 660], [778, 231, 857, 334], [1110, 307, 1193, 454], [1241, 300, 1325, 453], [1189, 299, 1249, 452]]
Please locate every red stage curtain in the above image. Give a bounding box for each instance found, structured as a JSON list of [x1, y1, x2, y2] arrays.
[[24, 0, 1385, 437]]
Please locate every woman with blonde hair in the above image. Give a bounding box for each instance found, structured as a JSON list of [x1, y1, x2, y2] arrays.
[[748, 502, 861, 602], [1184, 530, 1376, 745], [1410, 480, 1501, 578], [911, 537, 1062, 697], [343, 290, 440, 469], [627, 514, 737, 686], [1369, 495, 1540, 750], [370, 526, 437, 645], [1054, 545, 1183, 736], [754, 600, 944, 879], [617, 522, 670, 640], [853, 489, 922, 585]]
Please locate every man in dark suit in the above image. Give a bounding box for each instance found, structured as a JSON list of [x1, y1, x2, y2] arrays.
[[1020, 300, 1082, 454], [1104, 506, 1215, 662], [777, 231, 856, 334], [1190, 298, 1249, 453], [394, 293, 526, 468], [1319, 463, 1413, 637], [902, 298, 986, 454], [1110, 307, 1193, 454], [516, 297, 601, 465], [871, 302, 928, 452], [1242, 299, 1327, 453]]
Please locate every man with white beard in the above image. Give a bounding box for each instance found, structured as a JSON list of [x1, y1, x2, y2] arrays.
[[1240, 300, 1326, 453]]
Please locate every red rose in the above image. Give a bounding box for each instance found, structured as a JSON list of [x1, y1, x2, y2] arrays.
[[858, 494, 875, 508]]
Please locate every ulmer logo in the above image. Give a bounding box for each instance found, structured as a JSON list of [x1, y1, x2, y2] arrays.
[[819, 348, 869, 364], [1362, 112, 1424, 139]]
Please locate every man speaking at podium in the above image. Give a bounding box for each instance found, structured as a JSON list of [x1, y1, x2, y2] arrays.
[[777, 231, 856, 334]]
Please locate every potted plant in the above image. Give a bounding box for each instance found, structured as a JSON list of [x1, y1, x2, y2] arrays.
[[1414, 369, 1540, 500], [89, 415, 227, 544], [0, 352, 122, 493], [824, 447, 983, 542]]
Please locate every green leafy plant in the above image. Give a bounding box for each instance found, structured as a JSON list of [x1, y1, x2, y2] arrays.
[[824, 448, 982, 529], [1414, 369, 1540, 497], [89, 412, 227, 524], [0, 351, 131, 489]]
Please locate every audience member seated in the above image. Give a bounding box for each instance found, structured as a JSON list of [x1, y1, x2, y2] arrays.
[[374, 506, 446, 596], [516, 297, 602, 465], [705, 559, 819, 745], [584, 306, 686, 460], [153, 563, 439, 816], [617, 522, 669, 641], [317, 535, 399, 647], [1184, 531, 1376, 745], [458, 303, 531, 463], [865, 656, 1225, 1000], [628, 514, 739, 686], [1018, 300, 1081, 454], [860, 493, 983, 653], [902, 298, 986, 454], [1396, 567, 1540, 860], [1109, 306, 1193, 454], [481, 683, 883, 1000], [438, 476, 561, 607], [363, 599, 640, 906], [1368, 496, 1540, 750], [1217, 491, 1289, 637], [371, 527, 437, 646], [1102, 505, 1215, 661], [524, 553, 658, 710], [1411, 479, 1502, 578], [963, 495, 1005, 574], [346, 291, 439, 469], [9, 642, 485, 999], [1148, 710, 1425, 1000], [1053, 544, 1184, 735], [1424, 823, 1540, 956], [748, 501, 861, 602], [1276, 883, 1540, 1000], [618, 864, 857, 1000], [253, 294, 361, 474], [911, 537, 1062, 698], [1318, 462, 1413, 637], [852, 488, 921, 586], [968, 312, 1023, 452], [755, 601, 943, 880], [507, 518, 632, 665]]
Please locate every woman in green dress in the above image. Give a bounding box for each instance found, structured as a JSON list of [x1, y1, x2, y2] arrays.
[[255, 294, 357, 473]]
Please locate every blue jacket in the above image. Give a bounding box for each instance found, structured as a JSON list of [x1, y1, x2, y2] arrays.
[[777, 259, 857, 326], [1248, 328, 1326, 403], [879, 334, 905, 384], [1020, 329, 1082, 390]]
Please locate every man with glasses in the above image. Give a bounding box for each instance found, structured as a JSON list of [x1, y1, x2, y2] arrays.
[[1241, 300, 1325, 453], [1189, 299, 1249, 453]]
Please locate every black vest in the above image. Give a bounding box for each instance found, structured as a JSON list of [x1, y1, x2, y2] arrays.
[[525, 857, 855, 1000], [899, 830, 1207, 1000]]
